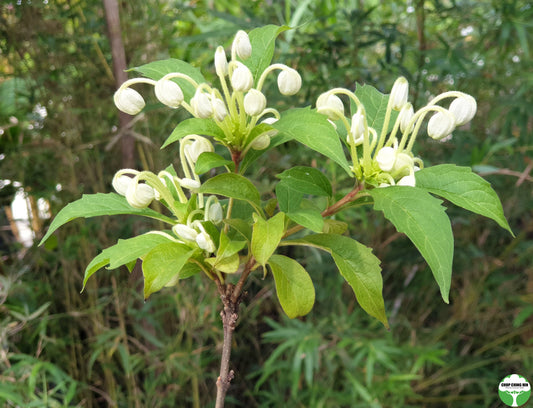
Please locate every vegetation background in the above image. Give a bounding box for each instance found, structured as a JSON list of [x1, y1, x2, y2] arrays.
[[0, 0, 531, 407]]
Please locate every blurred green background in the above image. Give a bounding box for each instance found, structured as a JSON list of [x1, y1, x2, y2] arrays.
[[0, 1, 531, 407]]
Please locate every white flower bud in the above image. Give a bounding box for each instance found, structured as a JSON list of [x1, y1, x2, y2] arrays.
[[277, 68, 302, 96], [376, 146, 397, 172], [196, 231, 216, 253], [125, 182, 155, 209], [212, 98, 228, 121], [397, 174, 416, 187], [231, 62, 254, 92], [390, 77, 409, 110], [180, 178, 201, 190], [316, 93, 344, 121], [261, 117, 278, 125], [232, 30, 252, 60], [250, 134, 270, 150], [112, 174, 133, 196], [399, 103, 415, 133], [172, 224, 198, 242], [184, 136, 214, 163], [214, 46, 229, 77], [428, 111, 455, 140], [449, 95, 477, 126], [113, 88, 145, 115], [392, 152, 414, 177], [244, 89, 267, 116], [190, 90, 213, 118], [207, 201, 223, 225], [154, 79, 184, 108], [348, 109, 365, 145]]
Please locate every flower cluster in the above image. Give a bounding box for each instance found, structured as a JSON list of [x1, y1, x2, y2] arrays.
[[316, 77, 477, 187], [111, 136, 221, 255], [113, 30, 301, 153]]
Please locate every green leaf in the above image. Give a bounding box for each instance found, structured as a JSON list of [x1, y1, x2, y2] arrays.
[[277, 166, 333, 197], [282, 234, 387, 328], [240, 129, 293, 173], [251, 212, 285, 265], [39, 193, 175, 245], [206, 252, 240, 274], [217, 231, 247, 259], [224, 218, 252, 242], [199, 173, 262, 212], [142, 242, 195, 298], [286, 209, 324, 233], [194, 152, 233, 175], [370, 186, 453, 303], [82, 232, 173, 289], [268, 254, 315, 318], [132, 58, 206, 102], [275, 182, 303, 213], [161, 118, 226, 149], [272, 108, 351, 174], [322, 219, 348, 235], [415, 164, 513, 235], [354, 84, 399, 135], [244, 25, 290, 83]]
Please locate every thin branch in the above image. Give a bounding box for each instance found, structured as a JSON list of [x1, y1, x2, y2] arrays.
[[215, 283, 239, 408]]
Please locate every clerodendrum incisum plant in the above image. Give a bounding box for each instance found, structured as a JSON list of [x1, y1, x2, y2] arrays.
[[40, 26, 513, 406]]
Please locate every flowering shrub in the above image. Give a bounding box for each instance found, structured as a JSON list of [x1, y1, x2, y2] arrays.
[[40, 25, 512, 406]]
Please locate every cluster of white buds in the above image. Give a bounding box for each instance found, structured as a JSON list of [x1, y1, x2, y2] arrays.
[[111, 135, 222, 254], [170, 195, 223, 254], [112, 169, 156, 208], [112, 29, 302, 153], [172, 221, 216, 253], [316, 76, 477, 188]]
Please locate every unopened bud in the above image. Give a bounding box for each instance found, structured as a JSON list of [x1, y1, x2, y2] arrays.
[[316, 93, 344, 121], [114, 88, 145, 115], [231, 62, 253, 92], [207, 201, 224, 225], [154, 79, 184, 108], [185, 136, 214, 163], [214, 46, 229, 77], [250, 134, 270, 150], [376, 146, 397, 172], [172, 224, 198, 242], [112, 174, 133, 196], [244, 89, 267, 116], [449, 95, 477, 126], [232, 30, 252, 60], [392, 152, 414, 177], [190, 90, 213, 118], [277, 68, 302, 96], [126, 182, 155, 208], [399, 103, 415, 133], [196, 231, 216, 253], [180, 178, 201, 190], [349, 109, 365, 145], [390, 77, 409, 110], [261, 117, 278, 125], [397, 174, 416, 187], [212, 98, 228, 121], [428, 111, 455, 140]]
